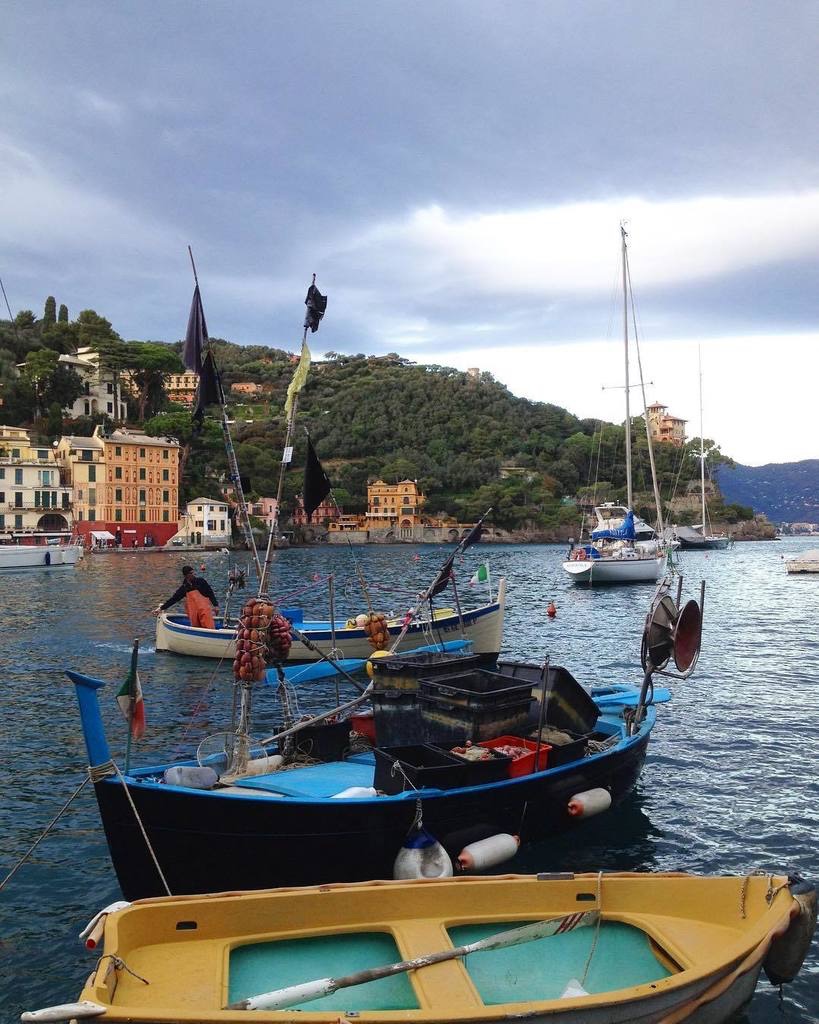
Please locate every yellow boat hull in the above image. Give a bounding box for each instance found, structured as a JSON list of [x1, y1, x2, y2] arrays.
[[49, 872, 815, 1024]]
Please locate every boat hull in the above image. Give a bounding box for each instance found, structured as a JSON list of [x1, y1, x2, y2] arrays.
[[53, 873, 812, 1024], [91, 721, 648, 900], [563, 555, 665, 584], [156, 580, 506, 661], [0, 543, 83, 571]]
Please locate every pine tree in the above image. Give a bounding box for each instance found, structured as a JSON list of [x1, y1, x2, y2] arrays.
[[43, 295, 57, 327], [58, 303, 68, 323]]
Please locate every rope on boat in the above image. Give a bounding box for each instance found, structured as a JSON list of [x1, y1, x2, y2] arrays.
[[98, 954, 150, 987], [739, 872, 790, 919], [0, 776, 90, 893], [109, 759, 172, 896], [579, 870, 604, 988]]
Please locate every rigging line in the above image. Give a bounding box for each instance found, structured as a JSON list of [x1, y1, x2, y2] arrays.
[[625, 249, 665, 533], [169, 649, 233, 762], [0, 776, 90, 892]]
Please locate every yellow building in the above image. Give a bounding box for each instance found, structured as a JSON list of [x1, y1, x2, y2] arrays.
[[0, 426, 74, 537], [56, 425, 180, 545], [366, 479, 426, 528], [646, 402, 687, 447]]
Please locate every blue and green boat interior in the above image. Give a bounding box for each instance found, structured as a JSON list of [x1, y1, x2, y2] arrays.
[[227, 920, 673, 1010]]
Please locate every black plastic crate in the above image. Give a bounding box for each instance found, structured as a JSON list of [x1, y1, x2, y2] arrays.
[[373, 744, 467, 794], [419, 693, 535, 745], [433, 744, 512, 784], [419, 670, 534, 708], [293, 720, 351, 762], [371, 688, 424, 746], [528, 726, 590, 767], [370, 651, 494, 691]]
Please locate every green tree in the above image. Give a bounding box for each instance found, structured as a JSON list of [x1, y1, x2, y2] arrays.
[[125, 342, 183, 421], [43, 296, 57, 328], [58, 303, 69, 323], [15, 310, 35, 328]]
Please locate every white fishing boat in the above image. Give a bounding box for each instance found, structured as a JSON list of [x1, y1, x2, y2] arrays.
[[0, 539, 83, 571], [785, 549, 819, 574], [156, 578, 506, 661], [563, 227, 667, 585]]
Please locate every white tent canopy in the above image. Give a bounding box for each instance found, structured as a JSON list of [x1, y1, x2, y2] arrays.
[[90, 530, 116, 541]]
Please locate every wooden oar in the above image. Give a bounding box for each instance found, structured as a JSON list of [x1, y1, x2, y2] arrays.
[[227, 910, 599, 1011]]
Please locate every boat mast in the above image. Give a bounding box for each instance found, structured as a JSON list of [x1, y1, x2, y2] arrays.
[[621, 224, 633, 509], [187, 246, 261, 578], [699, 345, 707, 536]]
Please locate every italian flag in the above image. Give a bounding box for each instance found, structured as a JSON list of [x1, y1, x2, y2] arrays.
[[469, 563, 490, 586], [116, 644, 146, 740]]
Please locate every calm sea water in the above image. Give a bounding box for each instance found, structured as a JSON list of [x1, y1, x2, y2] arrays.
[[1, 540, 817, 1022]]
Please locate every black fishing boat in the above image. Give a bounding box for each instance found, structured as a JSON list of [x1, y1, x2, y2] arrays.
[[69, 578, 703, 900]]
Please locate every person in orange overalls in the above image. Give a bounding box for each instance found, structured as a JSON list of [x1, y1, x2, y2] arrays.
[[154, 565, 219, 629]]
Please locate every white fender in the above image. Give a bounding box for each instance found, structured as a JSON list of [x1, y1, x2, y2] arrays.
[[567, 787, 611, 818], [457, 834, 520, 872], [21, 1002, 107, 1022], [393, 828, 453, 879]]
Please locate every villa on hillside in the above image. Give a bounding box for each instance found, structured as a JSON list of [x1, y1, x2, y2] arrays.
[[646, 402, 687, 447]]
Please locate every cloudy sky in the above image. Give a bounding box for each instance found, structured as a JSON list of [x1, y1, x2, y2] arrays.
[[1, 2, 818, 465]]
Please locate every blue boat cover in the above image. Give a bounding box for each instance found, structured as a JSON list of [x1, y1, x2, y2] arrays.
[[233, 761, 374, 798], [591, 509, 636, 540]]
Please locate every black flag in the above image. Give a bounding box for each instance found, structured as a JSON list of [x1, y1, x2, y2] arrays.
[[192, 350, 225, 427], [183, 285, 208, 371], [428, 551, 456, 598], [304, 284, 327, 333], [303, 435, 332, 521]]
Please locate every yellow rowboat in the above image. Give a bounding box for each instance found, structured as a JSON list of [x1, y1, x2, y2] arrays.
[[23, 872, 815, 1023]]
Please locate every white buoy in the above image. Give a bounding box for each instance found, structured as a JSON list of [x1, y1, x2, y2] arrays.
[[457, 833, 520, 872], [567, 787, 611, 818], [393, 827, 453, 879]]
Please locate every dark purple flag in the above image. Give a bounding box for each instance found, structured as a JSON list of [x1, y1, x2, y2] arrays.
[[183, 285, 208, 371]]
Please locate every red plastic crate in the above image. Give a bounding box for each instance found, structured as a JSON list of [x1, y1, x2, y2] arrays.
[[478, 735, 551, 777]]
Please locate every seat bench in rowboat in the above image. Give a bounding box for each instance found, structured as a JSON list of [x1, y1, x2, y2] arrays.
[[22, 873, 816, 1023]]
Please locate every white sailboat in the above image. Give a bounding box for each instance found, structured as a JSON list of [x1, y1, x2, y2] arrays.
[[670, 350, 730, 551], [563, 226, 667, 584]]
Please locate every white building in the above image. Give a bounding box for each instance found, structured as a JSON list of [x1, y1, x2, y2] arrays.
[[58, 347, 127, 421], [0, 426, 73, 537], [166, 497, 231, 548]]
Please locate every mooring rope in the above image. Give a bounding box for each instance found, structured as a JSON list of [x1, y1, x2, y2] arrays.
[[108, 759, 172, 896], [0, 776, 90, 892]]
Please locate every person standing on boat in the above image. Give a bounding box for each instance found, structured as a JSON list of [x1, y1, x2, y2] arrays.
[[154, 565, 218, 629]]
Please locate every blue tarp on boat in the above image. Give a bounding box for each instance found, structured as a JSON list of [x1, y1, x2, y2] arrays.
[[591, 509, 636, 541]]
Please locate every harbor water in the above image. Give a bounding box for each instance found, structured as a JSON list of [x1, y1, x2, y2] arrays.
[[1, 539, 818, 1021]]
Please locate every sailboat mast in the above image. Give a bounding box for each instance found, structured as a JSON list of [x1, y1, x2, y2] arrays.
[[621, 224, 633, 508], [699, 346, 707, 534]]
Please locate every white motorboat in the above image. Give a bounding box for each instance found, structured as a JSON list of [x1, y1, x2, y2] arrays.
[[0, 539, 83, 571]]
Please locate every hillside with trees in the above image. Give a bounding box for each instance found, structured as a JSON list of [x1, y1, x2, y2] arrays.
[[717, 460, 819, 525], [1, 297, 748, 533]]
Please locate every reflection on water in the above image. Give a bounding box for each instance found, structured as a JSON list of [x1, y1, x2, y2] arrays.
[[1, 539, 818, 1022]]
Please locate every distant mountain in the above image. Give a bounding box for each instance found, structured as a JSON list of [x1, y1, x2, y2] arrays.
[[717, 460, 819, 524]]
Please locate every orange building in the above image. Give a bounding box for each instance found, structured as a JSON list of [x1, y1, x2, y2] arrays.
[[57, 425, 180, 546], [366, 479, 426, 528], [646, 402, 687, 447]]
